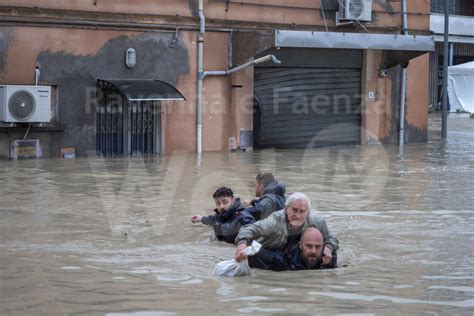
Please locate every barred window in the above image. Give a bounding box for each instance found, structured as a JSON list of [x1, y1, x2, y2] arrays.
[[431, 0, 456, 14]]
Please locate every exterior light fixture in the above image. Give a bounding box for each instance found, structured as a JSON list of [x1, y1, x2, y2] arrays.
[[126, 48, 136, 68]]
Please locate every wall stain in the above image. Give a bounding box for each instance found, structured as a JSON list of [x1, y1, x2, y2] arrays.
[[377, 0, 395, 14], [36, 32, 190, 156], [319, 0, 337, 21], [381, 65, 401, 144], [188, 0, 197, 17], [381, 65, 426, 144], [405, 122, 427, 143], [0, 28, 13, 81]]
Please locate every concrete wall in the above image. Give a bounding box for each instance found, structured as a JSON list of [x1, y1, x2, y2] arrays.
[[362, 50, 430, 144], [0, 0, 431, 33], [405, 54, 429, 142]]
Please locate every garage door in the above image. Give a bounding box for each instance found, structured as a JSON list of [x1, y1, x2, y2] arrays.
[[254, 66, 362, 149]]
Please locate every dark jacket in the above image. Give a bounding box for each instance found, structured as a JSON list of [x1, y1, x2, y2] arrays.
[[236, 209, 339, 253], [201, 198, 255, 243], [247, 181, 286, 220], [248, 246, 337, 271]]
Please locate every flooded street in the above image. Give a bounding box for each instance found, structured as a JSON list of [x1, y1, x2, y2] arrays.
[[1, 114, 473, 315]]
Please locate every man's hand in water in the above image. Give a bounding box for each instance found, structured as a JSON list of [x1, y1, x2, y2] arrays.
[[322, 246, 333, 265], [234, 242, 248, 262], [191, 215, 202, 223]]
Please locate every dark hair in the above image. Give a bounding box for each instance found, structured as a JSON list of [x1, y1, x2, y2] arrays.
[[213, 187, 234, 199], [256, 172, 275, 187]]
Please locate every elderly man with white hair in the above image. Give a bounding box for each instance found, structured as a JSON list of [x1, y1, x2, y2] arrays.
[[235, 192, 338, 266]]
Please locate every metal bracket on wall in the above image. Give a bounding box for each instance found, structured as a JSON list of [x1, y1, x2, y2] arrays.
[[168, 28, 179, 49], [225, 0, 230, 12], [93, 0, 98, 5]]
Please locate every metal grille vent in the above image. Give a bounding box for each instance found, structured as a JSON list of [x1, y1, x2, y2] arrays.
[[8, 90, 36, 121], [349, 0, 364, 18]]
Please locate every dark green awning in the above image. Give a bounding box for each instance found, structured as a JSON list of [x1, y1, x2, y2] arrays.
[[97, 79, 185, 101]]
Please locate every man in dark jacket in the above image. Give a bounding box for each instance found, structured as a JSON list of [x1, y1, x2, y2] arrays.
[[235, 192, 338, 265], [191, 187, 255, 243], [244, 173, 286, 220], [248, 227, 337, 271]]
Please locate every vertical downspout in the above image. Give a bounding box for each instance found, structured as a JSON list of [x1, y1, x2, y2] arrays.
[[197, 0, 205, 154], [441, 0, 449, 138], [449, 43, 454, 66], [399, 0, 408, 150]]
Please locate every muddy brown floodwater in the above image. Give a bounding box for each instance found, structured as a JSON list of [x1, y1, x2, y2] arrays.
[[1, 114, 473, 315]]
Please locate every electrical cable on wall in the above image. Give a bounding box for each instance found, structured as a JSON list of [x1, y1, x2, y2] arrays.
[[320, 0, 329, 32], [23, 124, 31, 140]]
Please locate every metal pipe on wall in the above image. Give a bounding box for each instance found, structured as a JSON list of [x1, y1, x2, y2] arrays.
[[203, 54, 281, 79], [196, 0, 281, 153], [197, 0, 205, 154], [399, 0, 408, 151], [442, 0, 449, 138], [449, 43, 454, 66]]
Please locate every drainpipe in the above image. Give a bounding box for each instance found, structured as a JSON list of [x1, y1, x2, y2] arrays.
[[202, 54, 281, 79], [197, 0, 205, 154], [196, 1, 281, 153], [441, 0, 449, 138], [196, 54, 280, 153], [399, 0, 408, 151], [35, 67, 40, 86]]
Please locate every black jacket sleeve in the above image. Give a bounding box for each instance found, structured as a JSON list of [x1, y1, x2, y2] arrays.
[[238, 210, 256, 226], [246, 196, 276, 220], [201, 214, 218, 227]]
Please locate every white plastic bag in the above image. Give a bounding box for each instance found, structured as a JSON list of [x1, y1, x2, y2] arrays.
[[213, 241, 262, 277]]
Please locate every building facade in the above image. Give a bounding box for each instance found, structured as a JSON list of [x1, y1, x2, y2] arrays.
[[429, 0, 474, 110], [0, 0, 434, 158]]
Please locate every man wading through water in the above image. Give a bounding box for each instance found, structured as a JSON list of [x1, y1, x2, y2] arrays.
[[243, 173, 286, 220], [247, 227, 334, 271], [191, 187, 255, 243], [235, 192, 338, 267]]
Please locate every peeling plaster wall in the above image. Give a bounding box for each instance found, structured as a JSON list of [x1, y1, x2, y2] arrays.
[[0, 27, 191, 158], [0, 28, 12, 80]]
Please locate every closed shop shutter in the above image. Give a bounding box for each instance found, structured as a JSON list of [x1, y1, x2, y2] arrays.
[[254, 66, 362, 148]]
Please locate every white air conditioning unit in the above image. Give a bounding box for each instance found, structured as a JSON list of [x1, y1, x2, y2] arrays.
[[339, 0, 372, 22], [0, 85, 52, 123]]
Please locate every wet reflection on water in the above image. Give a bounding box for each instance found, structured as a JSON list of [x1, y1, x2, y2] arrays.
[[1, 114, 473, 314]]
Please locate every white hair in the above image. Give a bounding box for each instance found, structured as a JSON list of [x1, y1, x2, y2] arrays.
[[285, 192, 311, 208]]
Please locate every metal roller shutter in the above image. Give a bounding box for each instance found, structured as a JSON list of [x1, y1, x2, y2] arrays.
[[254, 67, 362, 148]]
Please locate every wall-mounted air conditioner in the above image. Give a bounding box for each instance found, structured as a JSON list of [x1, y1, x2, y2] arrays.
[[0, 85, 52, 123], [338, 0, 372, 22]]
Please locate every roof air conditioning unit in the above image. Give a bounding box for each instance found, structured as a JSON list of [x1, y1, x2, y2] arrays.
[[0, 85, 52, 123], [338, 0, 372, 22]]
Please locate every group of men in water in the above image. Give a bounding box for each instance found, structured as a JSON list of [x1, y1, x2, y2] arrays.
[[191, 173, 339, 272]]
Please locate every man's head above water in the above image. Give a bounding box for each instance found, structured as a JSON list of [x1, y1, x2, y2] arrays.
[[255, 172, 275, 197], [299, 227, 324, 268], [284, 192, 311, 229], [213, 187, 235, 213]]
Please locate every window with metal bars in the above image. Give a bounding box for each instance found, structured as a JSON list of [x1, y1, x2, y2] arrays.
[[431, 0, 456, 14], [96, 90, 158, 156]]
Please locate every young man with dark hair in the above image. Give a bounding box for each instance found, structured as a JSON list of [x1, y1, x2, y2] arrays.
[[191, 187, 255, 244], [243, 172, 286, 220]]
